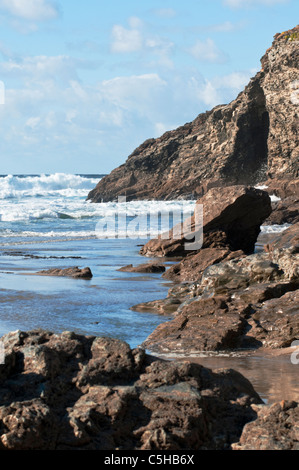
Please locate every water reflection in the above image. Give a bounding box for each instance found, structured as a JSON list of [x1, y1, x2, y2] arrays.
[[163, 351, 299, 404]]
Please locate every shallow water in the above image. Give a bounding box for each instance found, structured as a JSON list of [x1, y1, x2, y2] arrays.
[[160, 351, 299, 405], [0, 238, 174, 348], [0, 174, 297, 405]]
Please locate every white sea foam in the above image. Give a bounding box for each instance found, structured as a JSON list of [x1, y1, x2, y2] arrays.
[[270, 194, 281, 203], [261, 224, 291, 233], [0, 196, 197, 222], [0, 173, 101, 200], [254, 185, 268, 190], [2, 174, 290, 243]]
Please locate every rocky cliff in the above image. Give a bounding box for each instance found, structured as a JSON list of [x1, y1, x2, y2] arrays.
[[87, 26, 298, 203]]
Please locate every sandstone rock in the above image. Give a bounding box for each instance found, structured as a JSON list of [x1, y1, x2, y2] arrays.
[[141, 297, 249, 355], [163, 248, 245, 282], [117, 263, 166, 274], [142, 285, 299, 355], [140, 186, 271, 258], [246, 290, 299, 349], [232, 401, 299, 450], [87, 26, 298, 203], [200, 248, 299, 296], [262, 178, 299, 199], [37, 267, 93, 279], [264, 196, 299, 225], [131, 297, 182, 315], [0, 330, 262, 450], [267, 222, 299, 251], [141, 244, 299, 354]]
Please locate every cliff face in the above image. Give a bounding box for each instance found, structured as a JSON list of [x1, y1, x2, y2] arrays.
[[88, 26, 299, 203]]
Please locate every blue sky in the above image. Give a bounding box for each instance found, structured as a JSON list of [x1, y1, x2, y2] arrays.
[[0, 0, 297, 174]]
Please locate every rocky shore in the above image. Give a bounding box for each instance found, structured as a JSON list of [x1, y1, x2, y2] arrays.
[[135, 186, 298, 356], [0, 329, 264, 450], [0, 182, 298, 450], [0, 26, 298, 451]]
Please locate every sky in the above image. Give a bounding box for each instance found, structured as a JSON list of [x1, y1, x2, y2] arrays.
[[0, 0, 298, 175]]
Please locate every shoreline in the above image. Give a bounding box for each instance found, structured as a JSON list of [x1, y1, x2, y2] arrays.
[[153, 346, 299, 405]]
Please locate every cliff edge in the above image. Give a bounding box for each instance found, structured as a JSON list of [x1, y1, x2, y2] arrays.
[[88, 26, 299, 203]]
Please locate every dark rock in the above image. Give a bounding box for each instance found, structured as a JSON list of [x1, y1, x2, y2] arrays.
[[0, 330, 262, 450], [140, 185, 271, 258], [37, 267, 93, 280], [118, 263, 166, 274], [87, 27, 298, 203], [232, 401, 299, 450]]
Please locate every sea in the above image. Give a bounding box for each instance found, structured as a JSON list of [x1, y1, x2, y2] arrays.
[[0, 173, 197, 347], [0, 173, 297, 404]]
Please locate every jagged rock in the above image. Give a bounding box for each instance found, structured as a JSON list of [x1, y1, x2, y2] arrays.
[[141, 245, 299, 354], [117, 263, 166, 274], [266, 222, 299, 251], [87, 26, 299, 203], [142, 286, 299, 355], [0, 330, 262, 450], [163, 248, 245, 282], [141, 296, 249, 354], [262, 178, 299, 199], [232, 401, 299, 450], [37, 267, 93, 279], [140, 185, 271, 258], [246, 290, 299, 349], [131, 297, 182, 315], [264, 196, 299, 225], [199, 248, 299, 296]]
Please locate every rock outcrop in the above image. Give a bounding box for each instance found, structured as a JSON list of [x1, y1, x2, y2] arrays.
[[140, 224, 299, 355], [264, 196, 299, 225], [140, 185, 272, 258], [0, 330, 263, 450], [117, 263, 166, 274], [87, 26, 298, 203], [232, 401, 299, 450], [37, 267, 93, 280]]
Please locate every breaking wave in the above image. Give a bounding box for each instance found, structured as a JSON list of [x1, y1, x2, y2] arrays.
[[0, 173, 102, 199]]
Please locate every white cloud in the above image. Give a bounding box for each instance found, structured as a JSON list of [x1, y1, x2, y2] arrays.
[[189, 39, 229, 63], [98, 74, 167, 114], [0, 55, 95, 85], [224, 0, 289, 8], [26, 116, 41, 129], [110, 17, 174, 68], [0, 0, 59, 21], [111, 19, 143, 53]]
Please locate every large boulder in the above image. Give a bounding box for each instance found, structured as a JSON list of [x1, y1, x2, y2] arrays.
[[0, 330, 262, 450], [140, 186, 271, 258]]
